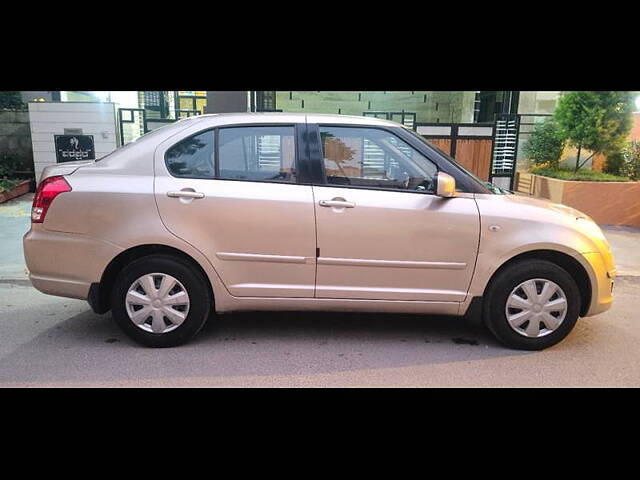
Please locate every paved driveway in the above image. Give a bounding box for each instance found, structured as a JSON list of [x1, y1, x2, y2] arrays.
[[0, 193, 31, 280]]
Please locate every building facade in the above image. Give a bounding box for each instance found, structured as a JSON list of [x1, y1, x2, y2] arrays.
[[17, 90, 570, 189]]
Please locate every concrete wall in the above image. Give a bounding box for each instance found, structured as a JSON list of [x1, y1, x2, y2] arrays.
[[273, 91, 477, 123], [530, 174, 640, 227], [205, 91, 248, 113], [28, 102, 118, 181], [0, 110, 33, 172]]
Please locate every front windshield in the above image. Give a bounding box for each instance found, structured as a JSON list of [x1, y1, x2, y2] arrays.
[[402, 127, 509, 195], [482, 181, 511, 195]]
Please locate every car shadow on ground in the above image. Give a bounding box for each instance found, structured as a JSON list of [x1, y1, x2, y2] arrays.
[[0, 305, 534, 385]]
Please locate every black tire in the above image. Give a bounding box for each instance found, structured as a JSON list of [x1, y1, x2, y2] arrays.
[[110, 254, 212, 347], [483, 259, 581, 351]]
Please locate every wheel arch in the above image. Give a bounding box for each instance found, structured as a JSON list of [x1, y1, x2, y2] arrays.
[[481, 249, 592, 317], [88, 244, 214, 315]]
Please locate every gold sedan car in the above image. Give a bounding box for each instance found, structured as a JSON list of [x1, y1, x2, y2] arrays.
[[23, 113, 616, 349]]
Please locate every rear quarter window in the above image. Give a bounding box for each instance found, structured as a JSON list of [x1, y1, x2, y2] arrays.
[[165, 130, 215, 179]]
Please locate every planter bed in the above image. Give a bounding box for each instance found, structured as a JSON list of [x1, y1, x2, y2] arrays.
[[516, 173, 640, 227], [0, 179, 31, 204]]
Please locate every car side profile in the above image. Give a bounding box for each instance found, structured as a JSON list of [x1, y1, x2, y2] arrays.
[[23, 113, 616, 349]]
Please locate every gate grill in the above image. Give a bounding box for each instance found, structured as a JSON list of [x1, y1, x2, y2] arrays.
[[257, 135, 281, 170], [490, 114, 520, 189], [362, 135, 410, 178]]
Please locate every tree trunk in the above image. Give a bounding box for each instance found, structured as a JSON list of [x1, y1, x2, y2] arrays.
[[574, 144, 582, 173]]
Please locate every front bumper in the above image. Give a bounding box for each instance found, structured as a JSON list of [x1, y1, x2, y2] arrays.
[[581, 251, 616, 317]]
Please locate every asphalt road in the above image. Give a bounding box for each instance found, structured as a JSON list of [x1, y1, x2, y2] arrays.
[[2, 193, 640, 387], [0, 276, 638, 387]]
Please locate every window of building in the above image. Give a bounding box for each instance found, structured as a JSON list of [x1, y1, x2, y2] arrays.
[[256, 91, 277, 111], [165, 130, 214, 178], [141, 91, 170, 118], [319, 126, 437, 192], [218, 126, 296, 183], [177, 91, 207, 116]]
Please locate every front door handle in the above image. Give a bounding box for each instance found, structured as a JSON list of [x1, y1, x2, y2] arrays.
[[319, 198, 355, 208], [167, 190, 205, 199]]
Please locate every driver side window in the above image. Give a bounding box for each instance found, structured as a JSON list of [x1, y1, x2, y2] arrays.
[[319, 126, 437, 192]]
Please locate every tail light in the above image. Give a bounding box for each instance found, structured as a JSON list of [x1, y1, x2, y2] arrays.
[[31, 176, 72, 223]]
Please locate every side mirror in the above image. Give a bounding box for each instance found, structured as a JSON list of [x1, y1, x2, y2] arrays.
[[436, 172, 457, 198]]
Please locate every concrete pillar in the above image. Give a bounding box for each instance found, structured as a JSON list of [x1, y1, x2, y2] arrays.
[[205, 91, 249, 114]]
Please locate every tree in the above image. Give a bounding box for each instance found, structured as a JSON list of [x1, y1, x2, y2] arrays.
[[0, 91, 24, 110], [554, 91, 634, 172], [522, 118, 565, 168]]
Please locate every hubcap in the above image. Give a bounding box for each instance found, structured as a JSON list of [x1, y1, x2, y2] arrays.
[[505, 278, 568, 338], [125, 273, 190, 334]]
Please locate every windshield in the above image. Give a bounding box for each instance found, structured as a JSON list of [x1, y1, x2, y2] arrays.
[[482, 181, 511, 195], [402, 127, 509, 195]]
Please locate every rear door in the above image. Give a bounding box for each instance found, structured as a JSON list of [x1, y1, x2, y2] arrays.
[[310, 124, 481, 302], [154, 121, 317, 298]]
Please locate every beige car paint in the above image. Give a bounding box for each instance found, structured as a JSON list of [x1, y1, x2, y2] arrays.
[[467, 193, 615, 316], [313, 185, 480, 302], [23, 113, 615, 322]]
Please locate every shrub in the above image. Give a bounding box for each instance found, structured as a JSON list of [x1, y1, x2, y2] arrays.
[[604, 151, 625, 176], [621, 142, 640, 180], [0, 91, 25, 110], [522, 119, 565, 168], [0, 178, 20, 193], [530, 165, 630, 182], [0, 152, 22, 178]]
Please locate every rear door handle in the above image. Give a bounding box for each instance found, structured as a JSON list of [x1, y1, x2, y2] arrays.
[[319, 199, 355, 208], [167, 191, 205, 199]]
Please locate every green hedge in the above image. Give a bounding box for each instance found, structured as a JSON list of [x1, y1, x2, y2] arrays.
[[531, 167, 632, 182], [0, 178, 20, 193]]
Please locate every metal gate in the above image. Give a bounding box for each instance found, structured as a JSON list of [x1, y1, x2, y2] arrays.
[[416, 122, 495, 181], [489, 113, 520, 190]]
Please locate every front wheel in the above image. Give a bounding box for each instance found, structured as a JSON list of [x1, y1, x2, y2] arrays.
[[483, 259, 581, 350], [111, 255, 212, 347]]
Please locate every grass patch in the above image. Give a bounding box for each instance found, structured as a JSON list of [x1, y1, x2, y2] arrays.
[[530, 167, 632, 182]]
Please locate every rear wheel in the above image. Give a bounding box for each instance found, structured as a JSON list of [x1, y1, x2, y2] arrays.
[[483, 260, 581, 350], [111, 255, 212, 347]]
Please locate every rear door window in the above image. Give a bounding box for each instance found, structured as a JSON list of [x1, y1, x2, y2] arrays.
[[217, 126, 296, 183]]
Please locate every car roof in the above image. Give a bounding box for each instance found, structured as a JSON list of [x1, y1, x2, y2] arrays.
[[189, 112, 403, 128]]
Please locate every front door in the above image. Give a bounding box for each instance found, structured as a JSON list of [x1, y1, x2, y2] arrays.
[[312, 125, 480, 302], [154, 123, 317, 298]]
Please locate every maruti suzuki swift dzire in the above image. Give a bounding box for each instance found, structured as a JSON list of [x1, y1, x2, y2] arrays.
[[23, 113, 616, 349]]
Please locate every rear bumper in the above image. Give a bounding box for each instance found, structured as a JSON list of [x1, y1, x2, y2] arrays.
[[28, 273, 91, 300], [23, 226, 122, 301]]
